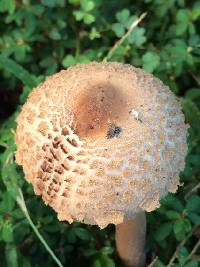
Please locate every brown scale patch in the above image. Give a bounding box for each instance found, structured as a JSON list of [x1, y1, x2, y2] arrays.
[[37, 122, 49, 136], [61, 160, 70, 171], [95, 167, 105, 176], [123, 168, 135, 178], [62, 127, 69, 136], [67, 155, 74, 161], [60, 144, 68, 154], [107, 160, 123, 169], [41, 160, 53, 173], [26, 136, 35, 147], [26, 114, 34, 123], [67, 137, 78, 147]]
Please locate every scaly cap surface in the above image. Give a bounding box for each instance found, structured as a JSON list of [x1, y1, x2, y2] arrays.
[[15, 62, 188, 228]]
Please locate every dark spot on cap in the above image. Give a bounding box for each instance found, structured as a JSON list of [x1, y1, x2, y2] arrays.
[[107, 123, 122, 139]]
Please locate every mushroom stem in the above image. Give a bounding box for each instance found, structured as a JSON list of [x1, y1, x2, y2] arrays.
[[115, 212, 146, 267]]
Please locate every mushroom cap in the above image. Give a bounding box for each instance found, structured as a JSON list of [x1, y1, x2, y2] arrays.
[[15, 62, 188, 228]]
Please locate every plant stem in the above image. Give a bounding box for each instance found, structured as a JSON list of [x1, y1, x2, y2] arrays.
[[186, 238, 200, 261], [16, 188, 63, 267], [103, 12, 147, 62], [167, 225, 198, 267], [148, 257, 158, 267], [185, 182, 200, 200], [115, 212, 146, 267]]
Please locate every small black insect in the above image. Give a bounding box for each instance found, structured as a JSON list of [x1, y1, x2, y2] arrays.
[[107, 123, 122, 139]]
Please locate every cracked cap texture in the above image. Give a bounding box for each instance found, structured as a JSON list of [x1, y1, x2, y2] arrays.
[[15, 62, 188, 228]]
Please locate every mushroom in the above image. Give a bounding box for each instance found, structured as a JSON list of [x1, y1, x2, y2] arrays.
[[15, 62, 188, 267]]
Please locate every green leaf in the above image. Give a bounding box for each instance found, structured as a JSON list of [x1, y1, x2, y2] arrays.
[[48, 28, 61, 40], [73, 10, 85, 21], [101, 246, 114, 255], [100, 254, 115, 267], [2, 191, 15, 212], [69, 0, 79, 4], [185, 88, 200, 101], [116, 9, 130, 26], [184, 261, 199, 267], [165, 210, 181, 220], [128, 27, 146, 47], [0, 0, 16, 14], [181, 99, 200, 130], [89, 28, 100, 40], [0, 55, 37, 88], [188, 212, 200, 225], [176, 9, 190, 22], [154, 222, 172, 242], [41, 0, 65, 7], [74, 227, 91, 240], [175, 23, 188, 36], [191, 7, 200, 20], [177, 246, 188, 265], [83, 14, 95, 24], [154, 260, 165, 267], [66, 229, 77, 244], [173, 219, 192, 241], [142, 52, 160, 72], [112, 23, 125, 37], [93, 259, 101, 267], [162, 193, 180, 208], [81, 0, 95, 12], [2, 221, 13, 242], [186, 195, 200, 213], [5, 243, 18, 267], [62, 55, 76, 67]]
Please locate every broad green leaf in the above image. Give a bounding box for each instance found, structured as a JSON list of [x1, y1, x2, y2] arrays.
[[165, 210, 181, 220], [89, 28, 100, 40], [181, 99, 200, 130], [154, 260, 165, 267], [93, 259, 101, 267], [5, 243, 18, 267], [48, 28, 61, 40], [116, 9, 130, 26], [100, 254, 115, 267], [154, 222, 172, 242], [0, 0, 15, 14], [112, 23, 125, 37], [185, 88, 200, 101], [184, 261, 199, 267], [62, 55, 76, 67], [191, 7, 200, 20], [2, 191, 15, 212], [188, 212, 200, 225], [83, 13, 95, 24], [2, 221, 13, 242], [142, 52, 160, 72], [41, 0, 65, 7], [175, 23, 188, 36], [173, 219, 192, 241], [128, 27, 146, 47], [186, 195, 200, 213], [69, 0, 79, 4], [74, 227, 91, 240], [81, 0, 95, 12], [73, 10, 85, 21], [176, 9, 190, 22], [101, 246, 114, 255], [178, 246, 188, 265]]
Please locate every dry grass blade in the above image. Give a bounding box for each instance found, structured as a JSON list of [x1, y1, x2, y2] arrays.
[[103, 12, 147, 62]]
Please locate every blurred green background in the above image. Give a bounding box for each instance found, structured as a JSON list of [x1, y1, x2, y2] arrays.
[[0, 0, 200, 267]]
